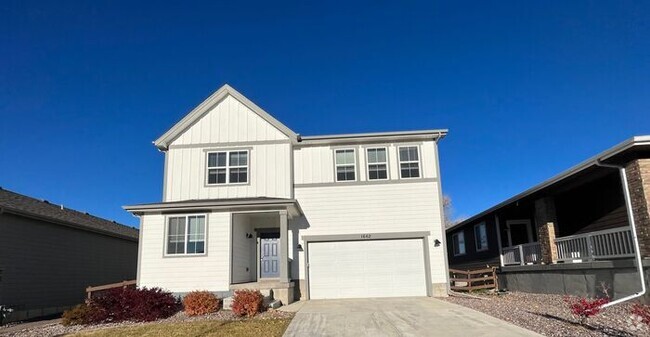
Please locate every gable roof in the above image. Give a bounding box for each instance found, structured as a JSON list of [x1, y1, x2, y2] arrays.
[[0, 187, 139, 241], [154, 84, 298, 150]]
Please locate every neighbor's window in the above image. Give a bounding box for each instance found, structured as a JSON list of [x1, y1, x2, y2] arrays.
[[474, 222, 489, 252], [167, 215, 206, 255], [398, 146, 420, 178], [207, 150, 248, 185], [366, 148, 388, 180], [452, 231, 466, 256], [335, 149, 356, 181]]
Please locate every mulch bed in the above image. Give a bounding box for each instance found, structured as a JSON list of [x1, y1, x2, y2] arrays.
[[0, 309, 293, 337], [442, 291, 648, 337]]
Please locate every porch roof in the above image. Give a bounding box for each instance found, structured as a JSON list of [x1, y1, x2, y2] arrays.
[[123, 197, 303, 217], [447, 135, 650, 233]]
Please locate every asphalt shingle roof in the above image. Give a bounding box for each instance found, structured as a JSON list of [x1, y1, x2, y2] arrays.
[[0, 187, 138, 241]]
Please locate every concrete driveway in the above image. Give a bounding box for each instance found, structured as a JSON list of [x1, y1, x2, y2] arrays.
[[282, 297, 541, 337]]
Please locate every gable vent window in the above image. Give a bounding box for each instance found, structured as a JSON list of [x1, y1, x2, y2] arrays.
[[398, 146, 421, 179], [335, 149, 356, 182], [207, 150, 248, 185], [367, 148, 388, 180]]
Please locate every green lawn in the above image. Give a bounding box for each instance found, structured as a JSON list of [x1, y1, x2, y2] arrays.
[[66, 318, 293, 337]]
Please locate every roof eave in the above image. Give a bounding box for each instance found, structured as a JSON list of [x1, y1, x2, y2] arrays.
[[0, 206, 139, 242], [446, 135, 650, 233], [124, 199, 304, 218], [298, 129, 448, 145]]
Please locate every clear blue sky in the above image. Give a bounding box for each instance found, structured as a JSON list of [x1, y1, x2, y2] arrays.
[[1, 1, 648, 227]]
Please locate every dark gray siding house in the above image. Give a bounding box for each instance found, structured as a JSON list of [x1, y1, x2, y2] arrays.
[[446, 136, 650, 302], [0, 188, 138, 323]]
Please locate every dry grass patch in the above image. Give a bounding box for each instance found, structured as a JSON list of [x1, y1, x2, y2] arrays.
[[65, 318, 292, 337]]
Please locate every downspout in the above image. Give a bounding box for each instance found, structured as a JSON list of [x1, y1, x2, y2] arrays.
[[595, 160, 646, 308]]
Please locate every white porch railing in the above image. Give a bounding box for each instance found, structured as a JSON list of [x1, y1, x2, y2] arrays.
[[502, 242, 542, 266], [555, 227, 634, 262]]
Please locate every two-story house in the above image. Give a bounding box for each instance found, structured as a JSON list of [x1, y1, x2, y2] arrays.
[[125, 84, 449, 305]]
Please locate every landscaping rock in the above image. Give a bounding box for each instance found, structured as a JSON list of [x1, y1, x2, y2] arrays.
[[443, 291, 648, 337]]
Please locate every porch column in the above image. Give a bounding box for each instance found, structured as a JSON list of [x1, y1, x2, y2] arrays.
[[495, 214, 504, 267], [279, 210, 290, 283], [535, 196, 558, 264], [625, 159, 650, 258]]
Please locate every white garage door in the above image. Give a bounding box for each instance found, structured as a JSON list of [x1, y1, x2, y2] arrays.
[[308, 239, 428, 299]]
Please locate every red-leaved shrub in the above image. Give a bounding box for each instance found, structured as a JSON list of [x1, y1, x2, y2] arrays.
[[183, 291, 222, 316], [563, 296, 610, 324], [231, 289, 265, 317], [87, 287, 180, 323], [631, 303, 650, 327]]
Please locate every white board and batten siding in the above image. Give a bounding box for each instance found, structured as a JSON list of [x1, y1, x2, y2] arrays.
[[163, 95, 292, 202]]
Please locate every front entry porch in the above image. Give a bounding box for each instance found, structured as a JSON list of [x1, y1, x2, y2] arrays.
[[230, 210, 296, 305]]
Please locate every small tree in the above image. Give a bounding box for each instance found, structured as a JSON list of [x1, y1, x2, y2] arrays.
[[443, 195, 464, 228], [563, 282, 611, 325]]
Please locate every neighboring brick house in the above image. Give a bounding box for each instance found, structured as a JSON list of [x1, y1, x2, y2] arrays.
[[0, 188, 139, 323], [446, 136, 650, 301]]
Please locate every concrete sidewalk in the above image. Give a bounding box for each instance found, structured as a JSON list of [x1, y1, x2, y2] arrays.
[[283, 297, 542, 337]]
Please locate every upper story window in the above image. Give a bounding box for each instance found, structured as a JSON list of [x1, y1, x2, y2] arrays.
[[366, 147, 388, 180], [452, 231, 466, 256], [335, 149, 356, 181], [207, 150, 249, 185], [474, 222, 489, 252], [398, 146, 420, 179], [167, 215, 206, 256]]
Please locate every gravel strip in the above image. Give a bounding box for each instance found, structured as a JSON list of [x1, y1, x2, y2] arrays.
[[0, 309, 294, 337], [442, 292, 648, 337]]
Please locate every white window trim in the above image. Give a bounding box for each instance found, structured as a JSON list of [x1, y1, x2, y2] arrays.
[[365, 147, 389, 181], [334, 148, 357, 182], [474, 222, 489, 252], [452, 231, 466, 256], [164, 214, 208, 257], [206, 150, 250, 185], [397, 145, 422, 179]]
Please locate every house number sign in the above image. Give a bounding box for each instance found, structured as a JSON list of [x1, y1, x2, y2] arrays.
[[360, 234, 372, 239]]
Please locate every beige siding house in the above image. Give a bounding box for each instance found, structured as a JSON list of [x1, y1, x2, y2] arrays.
[[125, 84, 449, 304]]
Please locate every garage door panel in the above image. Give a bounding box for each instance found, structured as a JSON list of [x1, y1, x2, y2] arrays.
[[308, 239, 427, 299]]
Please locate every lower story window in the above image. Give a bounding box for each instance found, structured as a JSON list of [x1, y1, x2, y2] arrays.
[[452, 232, 466, 256], [167, 215, 206, 255]]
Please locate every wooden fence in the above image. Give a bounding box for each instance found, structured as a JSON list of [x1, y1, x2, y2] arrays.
[[86, 280, 137, 299], [449, 267, 497, 292]]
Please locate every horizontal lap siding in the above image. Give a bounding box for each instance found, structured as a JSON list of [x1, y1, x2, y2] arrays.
[[138, 213, 230, 293], [0, 213, 137, 310], [294, 141, 438, 184], [293, 181, 447, 284]]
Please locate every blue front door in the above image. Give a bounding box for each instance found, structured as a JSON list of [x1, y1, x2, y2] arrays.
[[260, 238, 280, 278]]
